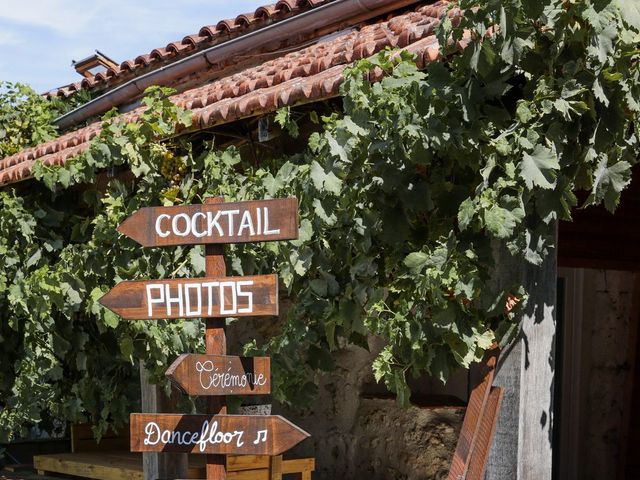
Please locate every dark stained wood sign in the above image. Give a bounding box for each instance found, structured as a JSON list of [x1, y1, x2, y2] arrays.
[[166, 354, 270, 396], [118, 197, 298, 247], [130, 413, 310, 456], [99, 274, 278, 320]]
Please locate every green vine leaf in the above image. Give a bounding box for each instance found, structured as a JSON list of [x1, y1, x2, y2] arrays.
[[520, 145, 560, 190]]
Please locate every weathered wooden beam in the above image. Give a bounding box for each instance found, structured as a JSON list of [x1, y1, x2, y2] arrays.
[[140, 362, 188, 480], [485, 223, 557, 480]]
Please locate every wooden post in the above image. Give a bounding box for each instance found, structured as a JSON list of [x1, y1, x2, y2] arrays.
[[205, 197, 227, 480], [140, 362, 188, 480], [269, 455, 283, 480], [485, 223, 558, 480]]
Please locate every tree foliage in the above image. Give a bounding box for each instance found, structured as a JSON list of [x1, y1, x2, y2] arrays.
[[0, 0, 638, 439], [0, 82, 59, 157]]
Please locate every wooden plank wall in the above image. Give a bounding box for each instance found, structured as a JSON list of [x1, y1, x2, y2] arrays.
[[559, 169, 640, 270]]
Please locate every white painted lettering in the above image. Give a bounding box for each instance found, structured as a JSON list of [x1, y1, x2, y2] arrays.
[[221, 210, 240, 237], [236, 280, 254, 314], [184, 283, 202, 316], [172, 213, 191, 237], [201, 281, 220, 316], [256, 207, 262, 235], [191, 212, 206, 237], [219, 281, 237, 315], [207, 211, 224, 237], [142, 420, 248, 451], [146, 284, 165, 317], [144, 422, 161, 445], [155, 214, 171, 238], [262, 207, 280, 235], [195, 360, 268, 392], [237, 210, 255, 237], [164, 284, 184, 317]]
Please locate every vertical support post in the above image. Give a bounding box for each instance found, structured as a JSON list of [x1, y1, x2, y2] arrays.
[[205, 197, 227, 480], [269, 455, 283, 480], [485, 222, 557, 480], [140, 362, 188, 479]]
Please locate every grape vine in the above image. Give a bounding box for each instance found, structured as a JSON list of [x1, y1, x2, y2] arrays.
[[0, 0, 638, 440]]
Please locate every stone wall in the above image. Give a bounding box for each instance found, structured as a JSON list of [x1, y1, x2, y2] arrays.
[[278, 344, 463, 480], [230, 318, 463, 480]]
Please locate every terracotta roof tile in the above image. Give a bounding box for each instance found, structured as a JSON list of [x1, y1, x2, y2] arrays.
[[216, 19, 237, 32], [255, 5, 278, 18], [275, 0, 299, 12], [150, 48, 172, 61], [5, 1, 458, 187], [134, 54, 153, 67], [198, 25, 219, 37], [42, 0, 334, 100], [236, 13, 257, 27], [120, 60, 136, 71]]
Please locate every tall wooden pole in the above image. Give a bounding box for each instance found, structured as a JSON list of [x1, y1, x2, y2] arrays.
[[485, 223, 558, 480], [204, 197, 227, 480]]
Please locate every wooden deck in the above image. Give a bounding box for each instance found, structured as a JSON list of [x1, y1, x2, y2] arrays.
[[32, 452, 314, 480], [1, 465, 67, 480]]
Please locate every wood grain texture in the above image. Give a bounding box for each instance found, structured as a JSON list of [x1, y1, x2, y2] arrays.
[[117, 197, 299, 247], [31, 453, 315, 480], [140, 361, 188, 478], [466, 387, 504, 480], [269, 455, 283, 480], [33, 453, 144, 480], [486, 233, 557, 480], [166, 354, 271, 396], [203, 198, 229, 480], [130, 414, 310, 456], [99, 274, 278, 320], [447, 350, 497, 480]]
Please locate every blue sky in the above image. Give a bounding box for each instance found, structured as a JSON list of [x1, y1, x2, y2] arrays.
[[0, 0, 268, 93]]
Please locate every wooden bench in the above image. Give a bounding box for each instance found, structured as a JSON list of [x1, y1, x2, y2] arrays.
[[33, 452, 315, 479], [33, 423, 314, 479]]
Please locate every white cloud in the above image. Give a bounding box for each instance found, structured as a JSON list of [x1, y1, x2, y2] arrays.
[[0, 31, 20, 46], [0, 0, 269, 37], [0, 0, 106, 36], [0, 0, 268, 90]]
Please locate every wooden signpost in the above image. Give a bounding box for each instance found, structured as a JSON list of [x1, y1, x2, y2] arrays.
[[102, 196, 309, 480], [166, 354, 271, 396], [130, 413, 309, 455], [117, 197, 298, 247], [99, 274, 279, 320]]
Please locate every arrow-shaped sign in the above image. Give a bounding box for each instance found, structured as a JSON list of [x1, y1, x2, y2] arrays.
[[118, 197, 298, 247], [99, 274, 278, 320], [166, 354, 271, 396], [130, 414, 309, 455]]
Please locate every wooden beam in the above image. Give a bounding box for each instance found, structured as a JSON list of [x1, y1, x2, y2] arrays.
[[140, 362, 188, 480], [205, 196, 228, 480], [485, 223, 558, 480]]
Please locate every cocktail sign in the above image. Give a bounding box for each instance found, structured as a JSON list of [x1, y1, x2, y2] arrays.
[[130, 414, 310, 456], [166, 354, 271, 396], [118, 197, 298, 247], [99, 274, 278, 320]]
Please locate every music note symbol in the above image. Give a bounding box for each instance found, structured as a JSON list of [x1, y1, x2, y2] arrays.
[[253, 429, 267, 444]]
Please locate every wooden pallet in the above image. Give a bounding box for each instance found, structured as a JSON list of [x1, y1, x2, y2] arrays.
[[33, 452, 314, 480]]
